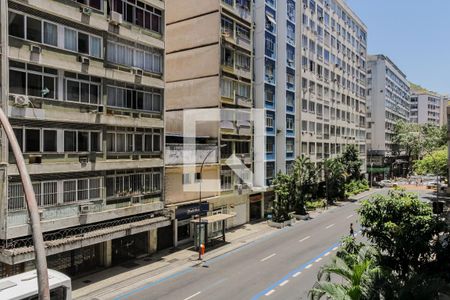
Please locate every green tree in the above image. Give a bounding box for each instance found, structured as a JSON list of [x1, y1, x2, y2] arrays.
[[324, 158, 346, 204], [358, 190, 449, 283], [340, 145, 362, 181], [271, 172, 292, 222], [309, 245, 384, 300], [292, 155, 318, 215], [414, 147, 448, 177]]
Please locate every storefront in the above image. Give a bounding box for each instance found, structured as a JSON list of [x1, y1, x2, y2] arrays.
[[112, 232, 149, 265], [175, 202, 209, 245], [249, 193, 263, 221], [263, 191, 275, 218]]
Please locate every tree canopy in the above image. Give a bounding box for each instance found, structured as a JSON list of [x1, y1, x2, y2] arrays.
[[414, 147, 448, 177]]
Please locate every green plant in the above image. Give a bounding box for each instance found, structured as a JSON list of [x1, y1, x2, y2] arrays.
[[324, 158, 346, 204], [340, 145, 362, 182], [305, 199, 326, 211], [344, 179, 369, 198], [413, 147, 448, 177], [272, 172, 292, 222]]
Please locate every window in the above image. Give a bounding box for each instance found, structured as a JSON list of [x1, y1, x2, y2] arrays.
[[43, 22, 58, 46], [9, 12, 24, 38], [221, 170, 233, 191], [107, 41, 162, 74], [43, 130, 57, 152], [9, 61, 57, 99], [266, 113, 274, 128], [266, 137, 274, 153], [236, 82, 250, 99], [64, 72, 101, 104], [221, 78, 233, 98], [27, 17, 42, 43], [286, 116, 294, 130], [25, 129, 40, 152], [63, 177, 102, 203], [107, 85, 162, 112], [106, 170, 161, 198], [236, 52, 251, 70], [107, 129, 160, 153], [286, 139, 294, 153], [64, 130, 100, 152], [112, 0, 162, 33]]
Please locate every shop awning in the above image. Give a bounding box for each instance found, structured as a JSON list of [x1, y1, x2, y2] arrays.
[[367, 166, 390, 174], [191, 213, 236, 224]]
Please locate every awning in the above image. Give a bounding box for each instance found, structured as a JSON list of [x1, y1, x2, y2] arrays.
[[191, 213, 236, 224]]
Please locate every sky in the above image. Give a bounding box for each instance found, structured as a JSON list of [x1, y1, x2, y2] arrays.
[[345, 0, 450, 95]]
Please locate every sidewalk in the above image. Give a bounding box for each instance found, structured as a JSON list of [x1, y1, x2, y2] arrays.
[[72, 221, 277, 300], [72, 200, 358, 300]]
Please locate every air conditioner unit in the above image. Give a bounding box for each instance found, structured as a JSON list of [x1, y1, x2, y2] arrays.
[[132, 67, 144, 77], [131, 196, 142, 204], [79, 204, 94, 214], [80, 6, 92, 16], [30, 44, 41, 54], [78, 55, 90, 65], [13, 95, 30, 106], [109, 11, 123, 25], [79, 156, 88, 164], [303, 4, 307, 9]]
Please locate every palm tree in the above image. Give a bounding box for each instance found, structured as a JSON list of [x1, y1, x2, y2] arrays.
[[292, 155, 318, 215], [309, 246, 384, 300], [324, 158, 346, 204]]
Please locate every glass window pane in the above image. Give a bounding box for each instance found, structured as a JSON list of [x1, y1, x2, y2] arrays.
[[90, 84, 99, 104], [13, 128, 23, 151], [66, 80, 79, 102], [9, 12, 24, 38], [25, 129, 40, 152], [43, 22, 57, 46], [27, 73, 42, 97], [64, 28, 77, 51], [78, 131, 89, 152], [78, 32, 89, 54], [153, 134, 160, 151], [144, 134, 152, 151], [64, 131, 76, 152], [90, 132, 100, 152], [80, 82, 90, 103], [43, 76, 55, 99], [90, 0, 102, 10], [9, 70, 26, 95], [43, 130, 57, 152], [90, 36, 101, 58], [135, 134, 142, 152], [26, 17, 42, 43]]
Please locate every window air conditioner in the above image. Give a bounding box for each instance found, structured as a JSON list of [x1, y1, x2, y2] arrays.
[[78, 56, 90, 65], [80, 6, 92, 16], [132, 67, 144, 77], [79, 204, 94, 214], [30, 44, 41, 54], [13, 95, 30, 106], [109, 11, 123, 25]]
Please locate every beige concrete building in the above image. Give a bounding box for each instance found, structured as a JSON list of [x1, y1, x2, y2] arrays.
[[165, 0, 261, 247], [410, 86, 445, 126], [0, 0, 169, 277]]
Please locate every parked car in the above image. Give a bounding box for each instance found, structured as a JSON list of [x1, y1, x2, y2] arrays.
[[379, 180, 397, 187], [426, 181, 438, 189]]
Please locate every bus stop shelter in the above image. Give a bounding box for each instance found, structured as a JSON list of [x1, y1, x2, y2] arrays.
[[191, 213, 235, 248]]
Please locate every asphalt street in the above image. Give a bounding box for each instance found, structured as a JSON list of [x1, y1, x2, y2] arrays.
[[112, 190, 393, 300]]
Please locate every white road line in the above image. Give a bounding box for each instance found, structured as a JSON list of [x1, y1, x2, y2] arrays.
[[261, 253, 276, 262], [305, 264, 313, 269], [265, 289, 275, 296], [332, 246, 338, 251], [279, 280, 289, 287], [315, 258, 322, 263], [346, 214, 354, 219], [299, 236, 311, 242], [326, 224, 335, 229], [183, 291, 201, 300], [324, 252, 330, 257], [293, 271, 302, 277]]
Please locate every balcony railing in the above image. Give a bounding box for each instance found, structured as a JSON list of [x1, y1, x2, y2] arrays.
[[165, 144, 218, 165]]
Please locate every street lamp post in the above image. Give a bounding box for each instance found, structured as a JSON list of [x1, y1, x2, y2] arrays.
[[370, 162, 374, 188], [0, 108, 49, 299], [197, 144, 225, 260]]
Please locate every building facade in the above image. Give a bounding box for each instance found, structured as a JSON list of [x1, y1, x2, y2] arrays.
[[366, 54, 410, 178], [165, 0, 262, 247], [410, 89, 445, 126], [0, 0, 169, 277], [298, 0, 368, 173]]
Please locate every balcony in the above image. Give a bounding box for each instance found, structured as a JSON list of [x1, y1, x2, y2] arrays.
[[165, 144, 218, 165], [221, 0, 252, 23], [236, 94, 252, 108]]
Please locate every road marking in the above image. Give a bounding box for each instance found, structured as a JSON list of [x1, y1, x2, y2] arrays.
[[315, 258, 322, 263], [184, 291, 201, 300], [299, 236, 311, 242], [279, 280, 289, 287], [305, 264, 313, 269], [346, 214, 353, 219], [265, 290, 275, 296], [332, 246, 338, 251], [326, 224, 335, 229], [293, 271, 302, 277], [324, 252, 330, 257], [261, 253, 276, 262]]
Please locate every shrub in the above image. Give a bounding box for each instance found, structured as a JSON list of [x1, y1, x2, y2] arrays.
[[344, 179, 369, 198], [305, 199, 327, 210]]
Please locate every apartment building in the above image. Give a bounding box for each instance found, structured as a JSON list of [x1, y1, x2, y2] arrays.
[[0, 0, 169, 277], [165, 0, 260, 247], [366, 54, 410, 178], [299, 0, 368, 174], [410, 87, 445, 126], [254, 0, 297, 190]]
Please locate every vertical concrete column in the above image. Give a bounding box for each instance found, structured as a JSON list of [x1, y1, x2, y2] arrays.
[[99, 240, 112, 267], [148, 229, 157, 254], [173, 219, 178, 248]]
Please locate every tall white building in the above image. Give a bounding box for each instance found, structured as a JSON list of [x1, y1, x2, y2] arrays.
[[366, 54, 410, 156], [410, 88, 445, 126], [298, 0, 368, 172]]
